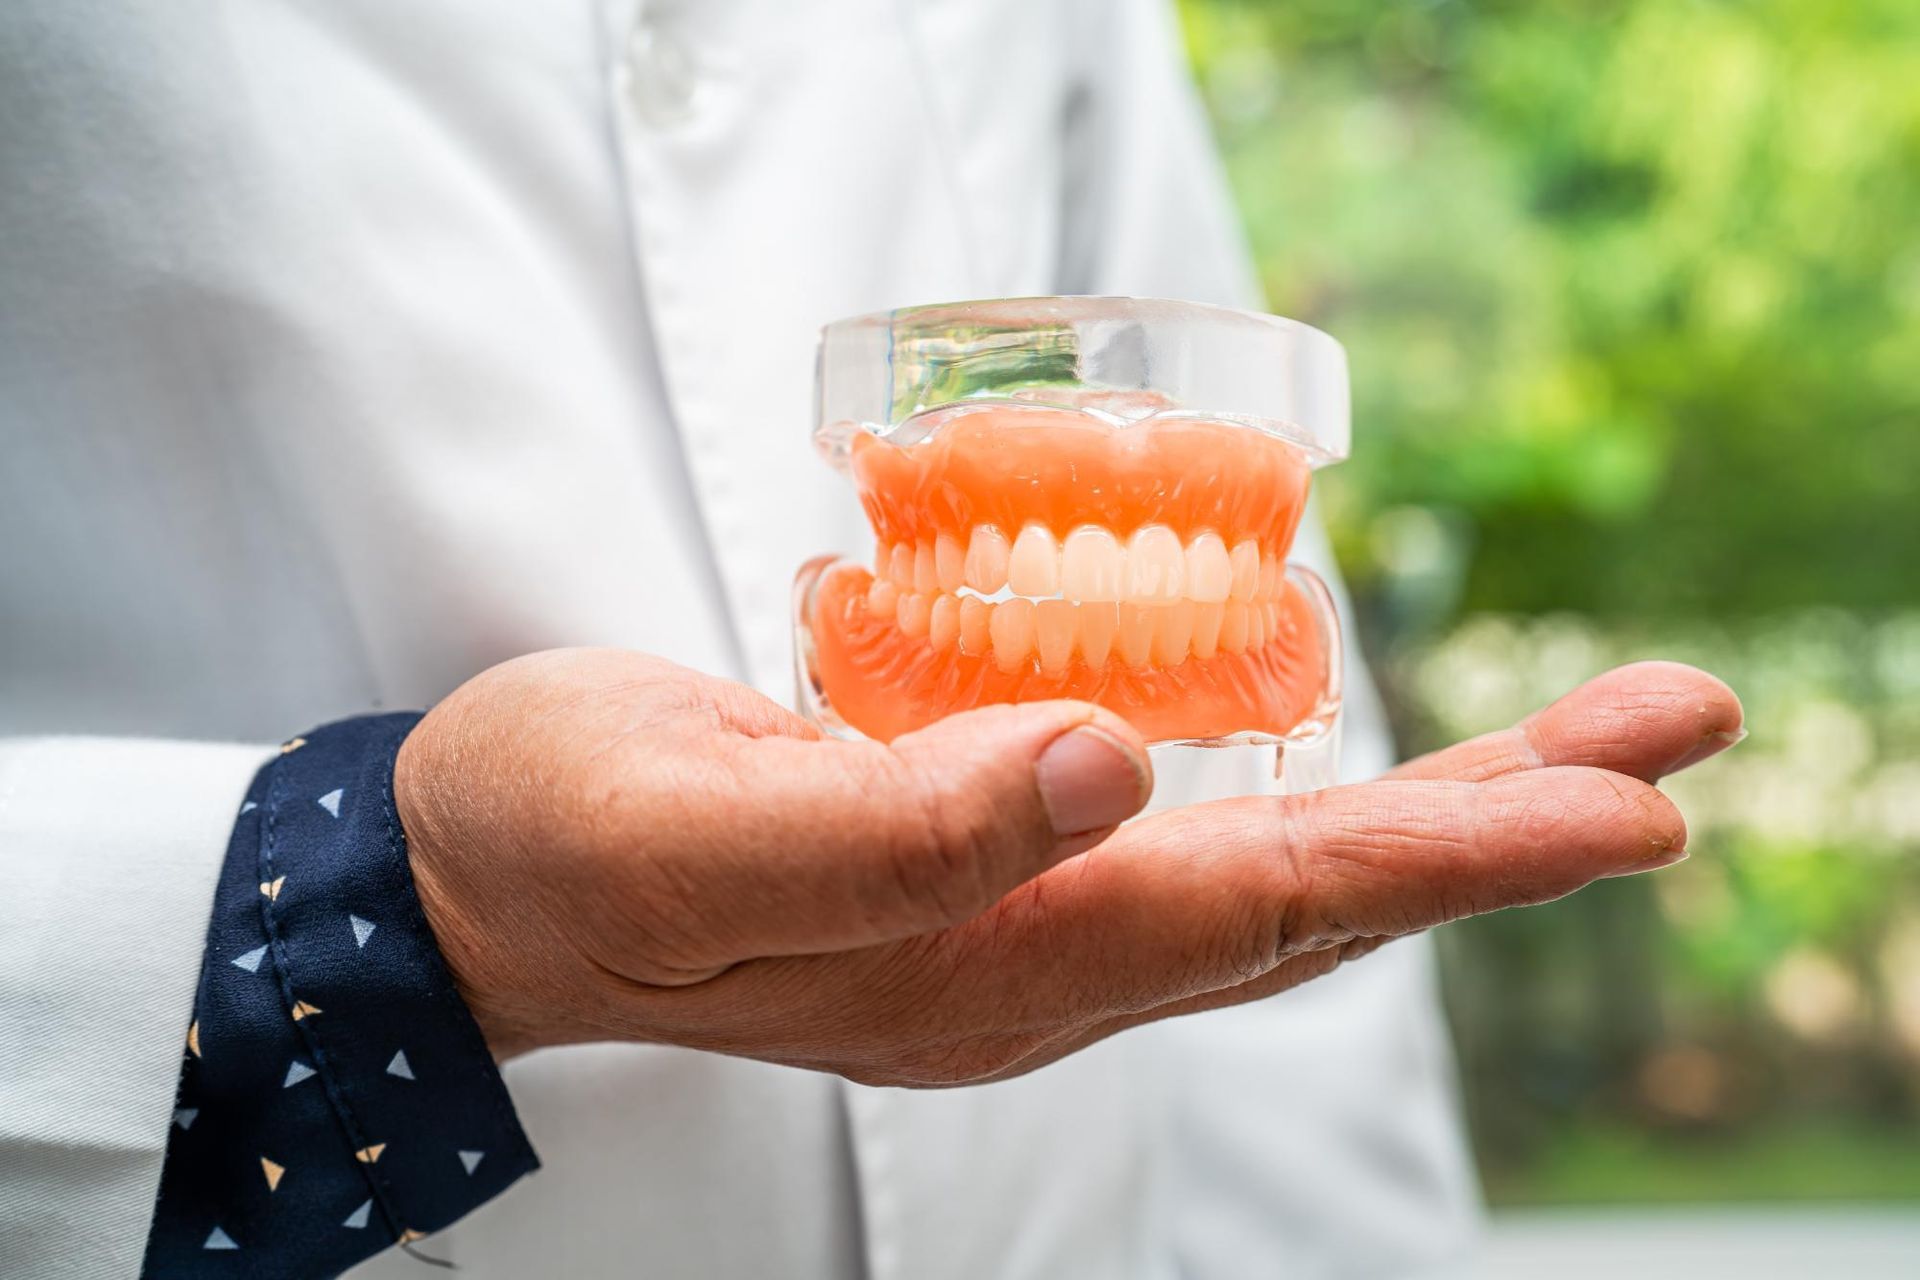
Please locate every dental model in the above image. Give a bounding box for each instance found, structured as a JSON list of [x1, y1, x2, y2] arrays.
[[795, 298, 1348, 787]]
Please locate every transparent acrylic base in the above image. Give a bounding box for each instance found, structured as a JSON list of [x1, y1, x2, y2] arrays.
[[791, 555, 1345, 796]]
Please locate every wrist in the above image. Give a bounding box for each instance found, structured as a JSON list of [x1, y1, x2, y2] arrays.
[[393, 719, 562, 1063]]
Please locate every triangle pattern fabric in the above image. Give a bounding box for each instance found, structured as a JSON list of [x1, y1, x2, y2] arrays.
[[146, 715, 543, 1275]]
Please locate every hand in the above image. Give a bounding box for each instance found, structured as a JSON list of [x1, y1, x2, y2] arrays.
[[396, 650, 1740, 1083]]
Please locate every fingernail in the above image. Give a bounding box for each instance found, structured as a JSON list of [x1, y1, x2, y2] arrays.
[[1035, 725, 1150, 837], [1599, 840, 1690, 879], [1665, 726, 1748, 775]]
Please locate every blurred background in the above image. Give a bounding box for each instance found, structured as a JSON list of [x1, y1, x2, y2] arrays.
[[1176, 0, 1919, 1242]]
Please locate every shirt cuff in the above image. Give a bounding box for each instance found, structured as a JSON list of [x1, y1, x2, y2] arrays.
[[144, 713, 538, 1276]]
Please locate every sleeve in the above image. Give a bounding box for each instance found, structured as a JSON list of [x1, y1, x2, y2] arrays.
[[140, 713, 538, 1278], [0, 736, 272, 1280]]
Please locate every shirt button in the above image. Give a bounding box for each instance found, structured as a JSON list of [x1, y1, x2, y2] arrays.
[[627, 14, 699, 126]]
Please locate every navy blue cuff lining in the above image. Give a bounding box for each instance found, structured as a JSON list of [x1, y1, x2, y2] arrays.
[[144, 713, 539, 1277]]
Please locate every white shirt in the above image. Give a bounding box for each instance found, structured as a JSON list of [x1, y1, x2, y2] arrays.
[[0, 1, 1481, 1276]]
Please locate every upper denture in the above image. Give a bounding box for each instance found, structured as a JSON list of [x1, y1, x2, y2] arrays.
[[854, 408, 1311, 674], [852, 405, 1311, 558]]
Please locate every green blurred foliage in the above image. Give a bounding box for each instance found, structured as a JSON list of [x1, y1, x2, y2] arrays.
[[1410, 610, 1920, 1201], [1180, 0, 1920, 1204], [1181, 0, 1920, 616]]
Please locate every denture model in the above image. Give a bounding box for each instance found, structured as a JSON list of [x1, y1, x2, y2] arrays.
[[795, 298, 1349, 792]]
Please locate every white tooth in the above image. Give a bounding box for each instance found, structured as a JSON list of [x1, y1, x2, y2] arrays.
[[1263, 601, 1283, 645], [1061, 526, 1125, 602], [1078, 603, 1117, 668], [964, 525, 1011, 593], [1185, 532, 1232, 603], [935, 533, 966, 593], [990, 598, 1035, 673], [1035, 600, 1077, 675], [929, 594, 960, 650], [1126, 525, 1185, 603], [1008, 524, 1061, 597], [1220, 601, 1250, 654], [875, 542, 893, 578], [897, 591, 932, 638], [1191, 602, 1223, 660], [1229, 540, 1261, 601], [913, 541, 938, 594], [1152, 601, 1195, 667], [1117, 603, 1157, 668], [958, 595, 992, 655], [1245, 599, 1267, 651], [1259, 555, 1281, 601], [867, 578, 899, 618], [890, 543, 916, 589]]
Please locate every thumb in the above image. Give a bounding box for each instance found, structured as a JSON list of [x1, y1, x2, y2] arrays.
[[733, 701, 1153, 954]]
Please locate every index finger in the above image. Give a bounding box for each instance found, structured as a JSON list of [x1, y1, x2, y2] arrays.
[[1387, 660, 1744, 785], [954, 765, 1686, 1028]]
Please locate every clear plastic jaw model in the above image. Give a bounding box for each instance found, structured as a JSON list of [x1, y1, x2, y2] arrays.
[[794, 296, 1351, 794]]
